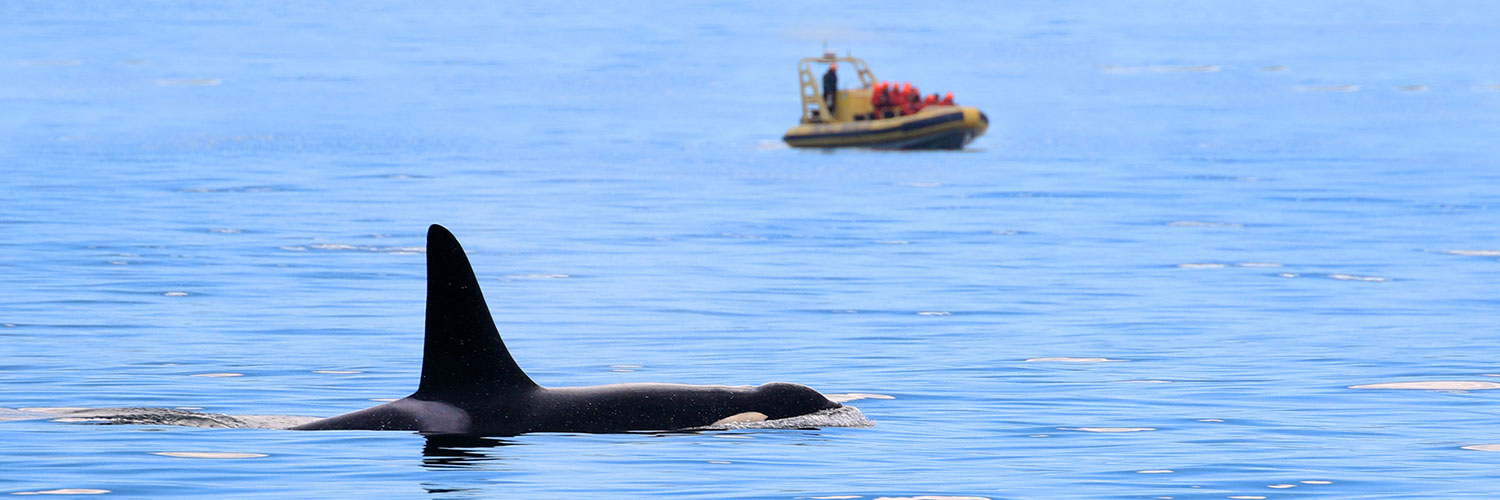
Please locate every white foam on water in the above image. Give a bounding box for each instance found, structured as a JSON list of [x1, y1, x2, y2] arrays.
[[50, 408, 250, 428], [38, 407, 319, 429], [17, 407, 92, 413], [1236, 262, 1283, 268], [1300, 480, 1332, 485], [1178, 263, 1227, 269], [1061, 427, 1155, 433], [825, 393, 894, 403], [163, 291, 189, 297], [752, 140, 790, 150], [191, 373, 243, 378], [1445, 249, 1500, 257], [1328, 273, 1387, 282], [1461, 444, 1500, 451], [12, 489, 111, 495], [1137, 470, 1174, 474], [1267, 484, 1297, 489], [0, 408, 65, 422], [1349, 381, 1500, 390]]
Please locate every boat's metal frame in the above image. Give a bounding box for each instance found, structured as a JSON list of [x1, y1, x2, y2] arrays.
[[797, 52, 875, 124]]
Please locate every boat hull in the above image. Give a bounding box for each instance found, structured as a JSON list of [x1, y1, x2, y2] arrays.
[[782, 106, 987, 150]]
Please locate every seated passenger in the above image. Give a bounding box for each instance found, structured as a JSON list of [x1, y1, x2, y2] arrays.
[[871, 81, 890, 118], [879, 82, 893, 119], [940, 92, 954, 106], [901, 83, 919, 115]]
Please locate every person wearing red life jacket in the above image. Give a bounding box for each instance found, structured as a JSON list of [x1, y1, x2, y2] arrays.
[[902, 82, 920, 115], [893, 82, 906, 115], [881, 82, 899, 118], [925, 93, 939, 106], [885, 82, 899, 115], [940, 92, 954, 106], [871, 81, 890, 119]]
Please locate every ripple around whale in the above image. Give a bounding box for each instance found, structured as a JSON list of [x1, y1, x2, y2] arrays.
[[11, 407, 321, 429], [10, 405, 873, 432]]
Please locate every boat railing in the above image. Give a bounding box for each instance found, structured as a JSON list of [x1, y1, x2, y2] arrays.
[[797, 54, 876, 124]]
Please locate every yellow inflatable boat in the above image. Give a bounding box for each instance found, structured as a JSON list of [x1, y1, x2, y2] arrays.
[[782, 54, 987, 150]]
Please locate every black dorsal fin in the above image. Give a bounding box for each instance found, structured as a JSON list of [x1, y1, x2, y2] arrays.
[[413, 224, 538, 401]]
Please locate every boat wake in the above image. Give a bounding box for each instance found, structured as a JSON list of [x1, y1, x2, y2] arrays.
[[3, 407, 319, 429]]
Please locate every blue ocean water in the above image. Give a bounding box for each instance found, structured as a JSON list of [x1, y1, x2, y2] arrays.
[[4, 1, 1500, 498]]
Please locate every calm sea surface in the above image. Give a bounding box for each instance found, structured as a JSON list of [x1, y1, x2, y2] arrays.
[[4, 1, 1500, 498]]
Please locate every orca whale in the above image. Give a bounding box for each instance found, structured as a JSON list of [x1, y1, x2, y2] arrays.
[[292, 224, 841, 435]]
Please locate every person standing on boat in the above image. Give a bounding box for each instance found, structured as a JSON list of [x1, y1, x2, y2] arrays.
[[822, 62, 838, 117]]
